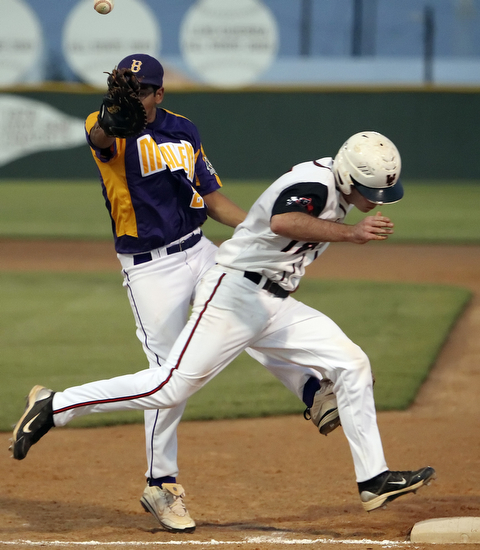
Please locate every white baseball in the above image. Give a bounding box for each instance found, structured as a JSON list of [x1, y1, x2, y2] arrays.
[[94, 0, 114, 14]]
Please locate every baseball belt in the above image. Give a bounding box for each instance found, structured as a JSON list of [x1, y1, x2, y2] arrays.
[[243, 271, 290, 299], [133, 232, 202, 266]]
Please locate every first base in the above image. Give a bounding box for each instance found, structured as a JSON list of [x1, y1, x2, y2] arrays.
[[410, 517, 480, 543]]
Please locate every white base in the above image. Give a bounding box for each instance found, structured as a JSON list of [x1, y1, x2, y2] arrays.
[[410, 517, 480, 544]]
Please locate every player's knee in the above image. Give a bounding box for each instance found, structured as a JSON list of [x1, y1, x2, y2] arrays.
[[158, 380, 195, 408], [347, 345, 372, 382], [159, 392, 184, 408]]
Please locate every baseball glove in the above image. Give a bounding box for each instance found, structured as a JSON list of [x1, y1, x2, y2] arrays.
[[97, 68, 147, 138]]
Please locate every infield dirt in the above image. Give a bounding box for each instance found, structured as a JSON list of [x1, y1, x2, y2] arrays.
[[1, 240, 479, 550]]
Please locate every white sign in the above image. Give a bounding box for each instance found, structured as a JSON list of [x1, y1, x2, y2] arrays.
[[0, 95, 85, 167], [63, 0, 161, 88], [180, 0, 278, 88], [0, 0, 44, 84]]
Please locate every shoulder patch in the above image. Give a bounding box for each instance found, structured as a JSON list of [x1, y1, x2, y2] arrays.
[[203, 154, 217, 176], [285, 196, 314, 213]]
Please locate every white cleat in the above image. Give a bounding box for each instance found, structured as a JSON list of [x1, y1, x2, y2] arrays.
[[140, 484, 196, 533]]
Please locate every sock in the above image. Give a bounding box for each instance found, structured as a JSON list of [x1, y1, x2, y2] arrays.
[[149, 476, 176, 487], [302, 376, 321, 408]]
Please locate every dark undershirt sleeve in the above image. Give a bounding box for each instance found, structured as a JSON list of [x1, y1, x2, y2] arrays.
[[271, 182, 328, 218]]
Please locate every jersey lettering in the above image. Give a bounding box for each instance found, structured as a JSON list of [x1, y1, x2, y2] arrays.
[[281, 240, 298, 253], [161, 145, 177, 169], [281, 240, 319, 255], [138, 134, 166, 175], [190, 187, 205, 209], [292, 242, 319, 255], [137, 136, 195, 181]]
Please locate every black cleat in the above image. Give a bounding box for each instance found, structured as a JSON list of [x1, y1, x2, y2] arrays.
[[11, 385, 55, 460], [358, 467, 436, 511]]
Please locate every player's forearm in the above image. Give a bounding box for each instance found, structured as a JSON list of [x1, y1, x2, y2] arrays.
[[89, 121, 116, 149], [271, 211, 393, 244], [271, 212, 352, 243], [204, 191, 247, 228]]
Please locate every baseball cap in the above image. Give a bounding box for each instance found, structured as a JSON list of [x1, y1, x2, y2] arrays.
[[117, 54, 164, 87]]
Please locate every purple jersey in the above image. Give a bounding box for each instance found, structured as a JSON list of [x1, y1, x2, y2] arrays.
[[85, 108, 222, 254]]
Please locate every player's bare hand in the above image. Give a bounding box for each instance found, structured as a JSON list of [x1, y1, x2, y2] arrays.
[[349, 212, 394, 244]]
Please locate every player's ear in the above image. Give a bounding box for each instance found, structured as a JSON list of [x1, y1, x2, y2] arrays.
[[155, 87, 165, 105]]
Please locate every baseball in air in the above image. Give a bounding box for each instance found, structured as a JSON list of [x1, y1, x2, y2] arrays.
[[94, 0, 114, 14]]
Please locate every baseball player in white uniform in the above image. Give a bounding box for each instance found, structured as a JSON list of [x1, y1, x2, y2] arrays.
[[12, 131, 435, 514]]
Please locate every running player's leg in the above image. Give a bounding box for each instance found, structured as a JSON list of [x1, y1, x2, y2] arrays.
[[249, 296, 388, 483], [52, 267, 272, 425], [246, 348, 323, 401]]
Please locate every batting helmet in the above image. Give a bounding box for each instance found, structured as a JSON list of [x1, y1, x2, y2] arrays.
[[333, 131, 403, 204]]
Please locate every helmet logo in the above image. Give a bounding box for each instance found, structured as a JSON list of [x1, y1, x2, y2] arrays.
[[386, 173, 396, 186]]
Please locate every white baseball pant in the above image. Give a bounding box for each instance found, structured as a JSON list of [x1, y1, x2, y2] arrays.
[[53, 264, 387, 482], [116, 236, 321, 480]]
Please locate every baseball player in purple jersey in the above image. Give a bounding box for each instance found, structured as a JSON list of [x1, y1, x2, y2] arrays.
[[51, 54, 337, 532], [12, 131, 435, 515]]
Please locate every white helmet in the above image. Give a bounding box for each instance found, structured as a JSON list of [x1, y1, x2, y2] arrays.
[[333, 131, 403, 204]]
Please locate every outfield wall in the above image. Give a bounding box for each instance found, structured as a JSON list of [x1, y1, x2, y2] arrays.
[[1, 88, 479, 180]]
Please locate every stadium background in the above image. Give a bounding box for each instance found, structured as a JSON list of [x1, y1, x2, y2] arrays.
[[1, 0, 480, 181]]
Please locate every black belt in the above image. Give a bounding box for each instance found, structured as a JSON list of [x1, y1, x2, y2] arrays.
[[243, 271, 290, 299], [133, 232, 202, 266]]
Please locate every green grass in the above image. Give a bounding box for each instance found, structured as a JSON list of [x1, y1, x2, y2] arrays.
[[0, 181, 110, 239], [0, 272, 470, 431], [0, 180, 479, 243]]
